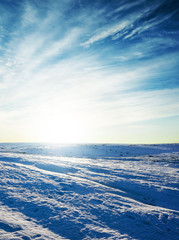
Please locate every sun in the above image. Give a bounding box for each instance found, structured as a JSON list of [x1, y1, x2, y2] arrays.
[[33, 113, 86, 143]]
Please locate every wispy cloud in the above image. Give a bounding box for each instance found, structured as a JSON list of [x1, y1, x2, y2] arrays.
[[81, 0, 168, 46], [81, 20, 130, 47], [0, 0, 178, 143], [124, 11, 177, 40]]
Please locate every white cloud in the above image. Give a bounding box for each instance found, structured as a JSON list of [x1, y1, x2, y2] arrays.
[[0, 0, 178, 143], [82, 20, 130, 47], [124, 12, 176, 40], [113, 0, 146, 14], [21, 2, 38, 27], [81, 0, 171, 46]]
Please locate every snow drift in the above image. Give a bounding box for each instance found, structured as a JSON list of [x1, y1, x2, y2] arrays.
[[0, 143, 178, 239]]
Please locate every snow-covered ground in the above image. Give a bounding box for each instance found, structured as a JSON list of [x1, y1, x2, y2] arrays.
[[0, 143, 178, 240]]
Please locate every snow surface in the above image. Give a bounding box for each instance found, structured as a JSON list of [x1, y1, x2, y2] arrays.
[[0, 143, 178, 240]]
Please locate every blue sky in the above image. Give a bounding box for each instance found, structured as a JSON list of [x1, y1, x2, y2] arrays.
[[0, 0, 179, 143]]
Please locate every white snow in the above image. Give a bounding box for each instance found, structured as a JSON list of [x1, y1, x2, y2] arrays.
[[0, 143, 178, 239]]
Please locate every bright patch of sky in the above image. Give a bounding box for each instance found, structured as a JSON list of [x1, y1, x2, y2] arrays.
[[0, 0, 179, 143]]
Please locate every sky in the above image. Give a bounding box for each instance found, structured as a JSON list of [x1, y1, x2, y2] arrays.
[[0, 0, 179, 144]]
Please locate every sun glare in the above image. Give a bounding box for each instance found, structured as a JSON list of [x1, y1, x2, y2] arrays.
[[35, 114, 86, 143]]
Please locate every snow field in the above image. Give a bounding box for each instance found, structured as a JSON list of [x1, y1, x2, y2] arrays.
[[0, 144, 179, 239]]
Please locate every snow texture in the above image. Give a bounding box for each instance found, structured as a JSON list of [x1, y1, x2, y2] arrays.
[[0, 143, 179, 239]]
